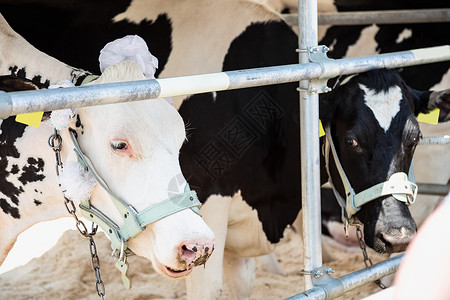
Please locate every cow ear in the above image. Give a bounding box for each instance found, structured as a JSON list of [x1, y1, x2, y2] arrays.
[[0, 75, 40, 92], [412, 88, 450, 123], [429, 89, 450, 122]]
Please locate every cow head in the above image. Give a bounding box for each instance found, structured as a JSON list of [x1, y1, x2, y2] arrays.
[[320, 69, 450, 254], [66, 61, 215, 277]]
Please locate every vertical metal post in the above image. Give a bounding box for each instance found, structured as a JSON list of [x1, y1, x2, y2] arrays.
[[298, 0, 323, 290]]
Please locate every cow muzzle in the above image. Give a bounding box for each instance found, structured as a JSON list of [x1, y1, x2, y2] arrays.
[[376, 227, 416, 253], [361, 196, 417, 254]]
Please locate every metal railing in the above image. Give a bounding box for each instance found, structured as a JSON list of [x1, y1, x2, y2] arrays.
[[286, 254, 403, 299], [283, 8, 450, 26], [0, 45, 449, 118]]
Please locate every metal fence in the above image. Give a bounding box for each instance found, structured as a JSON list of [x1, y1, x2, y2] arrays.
[[0, 2, 449, 299]]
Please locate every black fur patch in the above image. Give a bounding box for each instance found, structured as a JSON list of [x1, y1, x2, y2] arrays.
[[10, 164, 20, 174], [19, 157, 45, 185], [0, 117, 46, 219], [179, 21, 300, 243], [1, 2, 173, 76], [0, 158, 23, 207], [0, 198, 20, 219]]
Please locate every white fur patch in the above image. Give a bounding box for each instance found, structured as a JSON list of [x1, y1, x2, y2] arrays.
[[58, 161, 97, 204], [359, 83, 402, 132], [50, 109, 74, 130], [346, 25, 379, 57], [396, 28, 412, 44]]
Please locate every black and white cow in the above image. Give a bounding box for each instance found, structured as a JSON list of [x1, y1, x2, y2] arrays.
[[267, 0, 450, 254], [1, 0, 449, 298], [319, 0, 450, 243]]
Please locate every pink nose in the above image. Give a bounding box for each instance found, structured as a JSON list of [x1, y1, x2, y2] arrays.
[[179, 241, 215, 267]]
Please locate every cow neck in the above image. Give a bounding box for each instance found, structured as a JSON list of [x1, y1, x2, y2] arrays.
[[323, 125, 417, 234], [67, 128, 202, 257]]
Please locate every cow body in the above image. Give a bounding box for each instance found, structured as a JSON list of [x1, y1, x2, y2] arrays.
[[0, 110, 65, 263], [1, 0, 450, 298], [0, 14, 91, 87]]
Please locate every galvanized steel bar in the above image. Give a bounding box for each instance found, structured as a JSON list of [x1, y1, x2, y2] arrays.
[[285, 254, 403, 300], [417, 183, 450, 196], [298, 0, 323, 290], [0, 45, 449, 118], [419, 135, 450, 145], [283, 8, 450, 26]]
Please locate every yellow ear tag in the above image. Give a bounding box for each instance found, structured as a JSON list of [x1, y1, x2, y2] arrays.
[[319, 119, 325, 137], [15, 111, 44, 128], [418, 108, 440, 125]]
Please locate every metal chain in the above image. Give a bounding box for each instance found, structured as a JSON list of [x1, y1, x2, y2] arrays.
[[356, 226, 387, 289], [48, 129, 63, 176], [48, 129, 106, 298], [90, 235, 106, 299]]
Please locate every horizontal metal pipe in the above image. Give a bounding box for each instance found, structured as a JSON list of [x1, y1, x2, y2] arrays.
[[0, 45, 449, 118], [417, 183, 450, 196], [283, 8, 450, 26], [285, 254, 403, 300], [419, 135, 450, 145]]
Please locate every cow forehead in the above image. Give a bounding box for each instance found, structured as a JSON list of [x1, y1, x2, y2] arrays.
[[359, 83, 403, 132], [80, 100, 186, 156]]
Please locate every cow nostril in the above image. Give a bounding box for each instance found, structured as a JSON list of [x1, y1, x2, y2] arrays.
[[181, 244, 196, 262], [378, 229, 414, 253], [378, 233, 390, 246], [178, 242, 215, 266]]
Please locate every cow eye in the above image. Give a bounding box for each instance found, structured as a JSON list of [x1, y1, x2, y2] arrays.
[[111, 140, 128, 151], [110, 139, 135, 158], [344, 137, 358, 148], [408, 133, 422, 149]]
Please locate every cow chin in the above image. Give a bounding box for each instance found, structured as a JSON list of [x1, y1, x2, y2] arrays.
[[358, 197, 417, 254], [127, 210, 215, 279], [151, 254, 195, 279], [128, 230, 197, 279]]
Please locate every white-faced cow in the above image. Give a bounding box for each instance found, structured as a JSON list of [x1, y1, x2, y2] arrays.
[[0, 58, 215, 280], [1, 0, 450, 299]]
